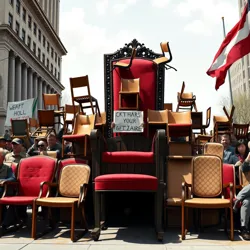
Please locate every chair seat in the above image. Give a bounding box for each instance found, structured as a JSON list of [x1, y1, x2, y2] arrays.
[[36, 197, 78, 206], [95, 173, 158, 191], [115, 62, 129, 67], [63, 134, 86, 141], [166, 198, 182, 206], [185, 198, 230, 208], [0, 196, 37, 205], [153, 57, 169, 65], [74, 96, 98, 103], [119, 91, 139, 94], [102, 151, 154, 164]]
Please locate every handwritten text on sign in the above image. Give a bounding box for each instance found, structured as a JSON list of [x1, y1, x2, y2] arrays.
[[113, 111, 144, 133]]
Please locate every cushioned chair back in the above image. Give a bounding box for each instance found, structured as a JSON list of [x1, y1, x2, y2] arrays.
[[18, 156, 57, 197], [59, 164, 90, 197], [95, 112, 106, 125], [223, 164, 235, 198], [40, 151, 57, 158], [73, 113, 96, 135], [148, 109, 168, 123], [192, 155, 222, 198], [57, 158, 87, 181], [204, 142, 223, 160]]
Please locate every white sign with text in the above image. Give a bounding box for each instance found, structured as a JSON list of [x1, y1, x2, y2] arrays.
[[113, 111, 144, 133], [5, 98, 36, 126]]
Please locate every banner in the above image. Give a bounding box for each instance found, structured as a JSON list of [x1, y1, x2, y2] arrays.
[[113, 110, 144, 133], [5, 98, 37, 126]]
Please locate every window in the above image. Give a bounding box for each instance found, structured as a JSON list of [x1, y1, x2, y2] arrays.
[[21, 29, 25, 42], [16, 0, 20, 14], [47, 58, 49, 68], [51, 48, 54, 58], [58, 57, 60, 67], [22, 7, 26, 22], [55, 53, 57, 63], [47, 41, 50, 53], [33, 23, 37, 36], [15, 21, 20, 36], [243, 70, 245, 78], [33, 42, 36, 55], [244, 83, 246, 92], [242, 58, 244, 67], [248, 67, 250, 78], [8, 13, 13, 28], [42, 53, 45, 64], [247, 55, 250, 66], [28, 15, 32, 29], [38, 29, 41, 42], [58, 72, 60, 80], [51, 64, 53, 73], [27, 36, 31, 48], [38, 48, 41, 60], [55, 68, 57, 77], [9, 0, 13, 6], [43, 35, 45, 47]]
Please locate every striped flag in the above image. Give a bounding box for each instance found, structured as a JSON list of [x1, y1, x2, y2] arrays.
[[207, 1, 250, 90]]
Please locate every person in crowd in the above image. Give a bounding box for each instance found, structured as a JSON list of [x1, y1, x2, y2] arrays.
[[230, 139, 249, 165], [221, 134, 235, 163], [47, 133, 62, 159], [0, 137, 10, 155], [233, 152, 250, 240], [37, 140, 48, 153], [26, 137, 47, 156], [5, 139, 12, 152], [3, 130, 11, 141], [4, 138, 26, 164]]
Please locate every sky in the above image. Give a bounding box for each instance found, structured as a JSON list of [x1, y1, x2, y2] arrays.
[[59, 0, 240, 125]]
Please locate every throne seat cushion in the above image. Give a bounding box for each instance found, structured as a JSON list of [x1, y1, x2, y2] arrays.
[[0, 196, 37, 205], [102, 151, 154, 164], [63, 134, 86, 141], [168, 124, 192, 137], [95, 173, 157, 191]]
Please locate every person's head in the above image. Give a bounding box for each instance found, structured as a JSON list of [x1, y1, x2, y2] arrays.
[[5, 139, 12, 151], [241, 163, 250, 181], [0, 148, 5, 165], [0, 137, 6, 148], [235, 139, 248, 159], [5, 130, 8, 133], [37, 140, 48, 152], [11, 138, 23, 154], [221, 134, 231, 149], [47, 133, 57, 148]]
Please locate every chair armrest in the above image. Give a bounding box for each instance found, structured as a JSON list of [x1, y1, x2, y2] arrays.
[[1, 181, 19, 198], [78, 183, 88, 207], [181, 181, 191, 205], [38, 181, 58, 198], [235, 184, 243, 190]]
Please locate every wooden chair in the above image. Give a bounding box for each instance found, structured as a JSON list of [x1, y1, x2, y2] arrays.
[[176, 82, 198, 112], [147, 109, 168, 136], [203, 142, 224, 159], [63, 104, 81, 134], [32, 163, 91, 242], [11, 119, 31, 148], [70, 75, 100, 116], [194, 135, 213, 154], [167, 111, 192, 142], [43, 93, 65, 126], [29, 118, 39, 134], [213, 105, 235, 142], [31, 110, 56, 138], [39, 151, 57, 159], [113, 48, 137, 71], [119, 78, 140, 110], [181, 155, 234, 241], [153, 42, 177, 71], [95, 111, 106, 135], [164, 103, 172, 111], [62, 114, 96, 158], [233, 123, 249, 140], [201, 107, 211, 135]]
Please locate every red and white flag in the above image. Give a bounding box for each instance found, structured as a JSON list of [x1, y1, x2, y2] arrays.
[[207, 1, 250, 90]]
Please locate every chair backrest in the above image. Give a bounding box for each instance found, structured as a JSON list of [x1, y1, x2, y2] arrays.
[[95, 111, 106, 125], [178, 92, 194, 100], [120, 78, 140, 92], [164, 103, 172, 111], [64, 104, 80, 122], [223, 105, 235, 122], [168, 111, 192, 124], [57, 158, 88, 181], [147, 109, 168, 123], [160, 42, 173, 62], [233, 123, 249, 140], [223, 164, 236, 198], [17, 156, 57, 197], [70, 75, 91, 101], [191, 155, 223, 198], [204, 142, 224, 159], [40, 151, 57, 158], [29, 118, 38, 128], [43, 93, 60, 110], [59, 164, 90, 197], [127, 48, 137, 68], [73, 113, 96, 135], [38, 110, 55, 127], [205, 107, 211, 127], [11, 119, 29, 136]]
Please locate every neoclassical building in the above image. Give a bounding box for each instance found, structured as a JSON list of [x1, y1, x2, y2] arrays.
[[0, 0, 67, 132]]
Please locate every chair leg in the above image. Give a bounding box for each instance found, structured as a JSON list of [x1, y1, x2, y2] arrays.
[[181, 204, 185, 240], [91, 191, 101, 241], [61, 138, 65, 158], [80, 203, 88, 231], [230, 207, 234, 241], [70, 203, 76, 242], [31, 201, 37, 239], [155, 190, 164, 241]]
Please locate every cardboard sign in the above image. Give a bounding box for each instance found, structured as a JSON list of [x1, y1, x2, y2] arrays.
[[113, 111, 144, 133], [5, 98, 37, 126]]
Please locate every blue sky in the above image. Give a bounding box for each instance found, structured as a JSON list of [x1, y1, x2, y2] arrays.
[[59, 0, 239, 124]]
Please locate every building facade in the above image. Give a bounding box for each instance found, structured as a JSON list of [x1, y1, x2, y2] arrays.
[[0, 0, 67, 132], [230, 0, 250, 96]]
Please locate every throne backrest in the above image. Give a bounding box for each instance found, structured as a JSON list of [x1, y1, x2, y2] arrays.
[[18, 156, 57, 197]]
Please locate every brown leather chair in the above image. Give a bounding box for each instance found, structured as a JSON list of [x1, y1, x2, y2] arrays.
[[147, 109, 168, 136]]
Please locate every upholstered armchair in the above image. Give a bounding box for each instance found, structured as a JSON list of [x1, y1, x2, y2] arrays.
[[90, 129, 167, 241]]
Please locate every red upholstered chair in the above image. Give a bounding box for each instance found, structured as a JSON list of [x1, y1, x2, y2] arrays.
[[90, 129, 166, 241], [0, 156, 57, 236]]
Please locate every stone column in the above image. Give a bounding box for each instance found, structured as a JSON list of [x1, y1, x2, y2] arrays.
[[50, 0, 54, 24], [38, 77, 43, 110], [15, 57, 22, 101], [21, 63, 28, 100], [8, 51, 15, 103], [27, 67, 33, 99], [33, 73, 38, 118]]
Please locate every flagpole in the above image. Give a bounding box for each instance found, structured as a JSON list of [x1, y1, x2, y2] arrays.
[[222, 16, 234, 106]]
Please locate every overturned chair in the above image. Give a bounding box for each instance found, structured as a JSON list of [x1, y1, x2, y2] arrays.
[[90, 129, 166, 241]]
